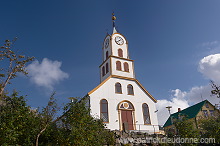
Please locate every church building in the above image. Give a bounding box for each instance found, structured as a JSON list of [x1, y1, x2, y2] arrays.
[[87, 14, 159, 133]]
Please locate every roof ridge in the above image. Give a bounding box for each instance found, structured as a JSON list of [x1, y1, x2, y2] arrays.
[[171, 100, 206, 116]]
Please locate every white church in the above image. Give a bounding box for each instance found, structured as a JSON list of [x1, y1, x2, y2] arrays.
[[86, 14, 159, 133]]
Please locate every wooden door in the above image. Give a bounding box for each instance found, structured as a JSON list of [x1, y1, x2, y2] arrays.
[[121, 110, 134, 130]]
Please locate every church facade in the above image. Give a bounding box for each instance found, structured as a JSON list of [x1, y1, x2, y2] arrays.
[[87, 15, 159, 133]]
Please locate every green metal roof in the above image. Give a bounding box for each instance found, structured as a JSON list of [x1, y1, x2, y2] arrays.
[[163, 100, 207, 127]]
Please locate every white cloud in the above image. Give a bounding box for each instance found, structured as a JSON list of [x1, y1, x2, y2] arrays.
[[157, 52, 220, 126], [199, 54, 220, 82], [201, 40, 219, 47], [27, 58, 69, 89], [200, 40, 220, 52], [156, 90, 189, 125]]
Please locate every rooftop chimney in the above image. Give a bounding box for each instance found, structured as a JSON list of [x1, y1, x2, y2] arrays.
[[178, 108, 181, 112]]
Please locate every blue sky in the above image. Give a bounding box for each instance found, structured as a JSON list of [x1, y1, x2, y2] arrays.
[[1, 0, 220, 125]]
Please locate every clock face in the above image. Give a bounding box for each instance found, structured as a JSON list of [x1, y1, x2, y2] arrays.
[[115, 36, 124, 45], [104, 38, 109, 48]]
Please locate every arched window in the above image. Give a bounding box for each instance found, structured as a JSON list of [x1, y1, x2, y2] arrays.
[[116, 61, 121, 70], [106, 63, 109, 73], [100, 99, 109, 122], [102, 66, 105, 77], [118, 49, 123, 57], [124, 62, 129, 72], [127, 84, 134, 95], [142, 103, 151, 124], [115, 82, 122, 93], [106, 51, 109, 60]]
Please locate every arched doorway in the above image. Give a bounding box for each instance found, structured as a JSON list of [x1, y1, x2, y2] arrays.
[[118, 101, 135, 131]]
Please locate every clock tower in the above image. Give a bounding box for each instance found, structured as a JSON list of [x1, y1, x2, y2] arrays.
[[100, 14, 135, 82], [87, 13, 159, 133]]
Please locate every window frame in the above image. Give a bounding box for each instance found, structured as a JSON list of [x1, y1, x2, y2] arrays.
[[102, 66, 105, 77], [115, 82, 122, 94], [116, 61, 122, 71], [118, 49, 123, 58], [142, 103, 151, 125], [100, 99, 109, 123], [124, 62, 129, 72], [209, 110, 215, 117], [127, 84, 134, 95], [205, 103, 209, 108], [106, 63, 109, 74], [106, 51, 109, 60], [203, 110, 208, 117]]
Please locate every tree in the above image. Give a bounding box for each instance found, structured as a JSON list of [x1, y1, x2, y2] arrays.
[[169, 117, 200, 146], [0, 91, 60, 146], [40, 97, 115, 146], [174, 117, 200, 138], [0, 39, 34, 96], [35, 92, 58, 146], [0, 92, 40, 145], [198, 116, 220, 144]]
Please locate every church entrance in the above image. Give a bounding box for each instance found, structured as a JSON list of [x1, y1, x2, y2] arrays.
[[118, 101, 135, 131], [121, 110, 134, 130]]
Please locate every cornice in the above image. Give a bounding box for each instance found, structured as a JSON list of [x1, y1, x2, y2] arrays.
[[111, 56, 134, 61], [99, 55, 134, 68]]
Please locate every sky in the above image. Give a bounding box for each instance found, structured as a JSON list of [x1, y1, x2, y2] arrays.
[[1, 0, 220, 125]]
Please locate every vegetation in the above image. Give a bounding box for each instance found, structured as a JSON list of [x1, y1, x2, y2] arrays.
[[0, 93, 115, 145], [39, 97, 115, 145], [210, 80, 220, 98], [198, 116, 220, 143], [0, 92, 115, 146], [2, 39, 220, 145], [0, 92, 39, 145], [0, 38, 34, 96], [0, 39, 114, 145], [174, 117, 200, 138], [166, 81, 220, 144]]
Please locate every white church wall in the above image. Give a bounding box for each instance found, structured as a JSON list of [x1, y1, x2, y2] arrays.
[[89, 77, 159, 132]]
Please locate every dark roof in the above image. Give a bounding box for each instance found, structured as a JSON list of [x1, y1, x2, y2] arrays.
[[163, 100, 207, 127]]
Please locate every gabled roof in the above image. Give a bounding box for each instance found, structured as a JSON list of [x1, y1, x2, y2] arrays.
[[163, 100, 207, 127], [88, 75, 157, 103]]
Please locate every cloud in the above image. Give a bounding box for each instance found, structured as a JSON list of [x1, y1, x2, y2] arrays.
[[199, 54, 220, 82], [157, 85, 219, 125], [157, 52, 220, 125], [27, 58, 69, 89], [201, 40, 219, 48], [156, 90, 189, 125]]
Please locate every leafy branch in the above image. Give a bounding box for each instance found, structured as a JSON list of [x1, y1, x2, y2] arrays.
[[210, 80, 220, 98], [0, 38, 34, 96]]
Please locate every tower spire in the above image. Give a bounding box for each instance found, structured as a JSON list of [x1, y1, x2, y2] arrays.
[[112, 12, 117, 34]]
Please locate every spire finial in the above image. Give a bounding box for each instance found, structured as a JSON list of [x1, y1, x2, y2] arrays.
[[112, 12, 116, 27], [112, 12, 117, 34], [112, 13, 116, 21]]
